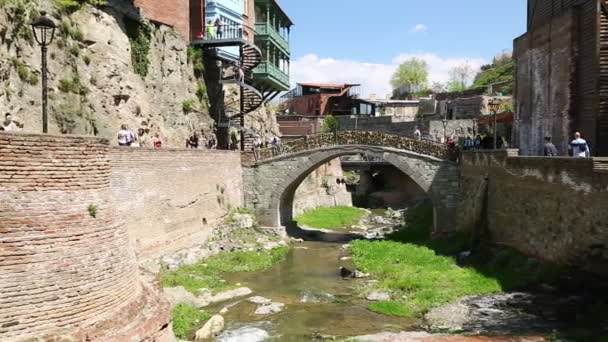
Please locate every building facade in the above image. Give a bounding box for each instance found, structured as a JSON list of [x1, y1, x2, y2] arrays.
[[281, 83, 375, 116], [514, 0, 608, 156], [253, 0, 293, 91]]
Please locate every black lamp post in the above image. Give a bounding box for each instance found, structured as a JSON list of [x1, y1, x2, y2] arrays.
[[488, 99, 502, 149], [31, 11, 57, 134], [442, 117, 448, 143]]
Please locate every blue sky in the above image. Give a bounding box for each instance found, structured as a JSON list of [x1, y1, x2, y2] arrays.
[[279, 0, 527, 97]]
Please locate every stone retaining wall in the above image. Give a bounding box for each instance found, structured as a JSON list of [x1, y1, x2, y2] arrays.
[[110, 147, 244, 262], [0, 132, 170, 341], [459, 150, 608, 275]]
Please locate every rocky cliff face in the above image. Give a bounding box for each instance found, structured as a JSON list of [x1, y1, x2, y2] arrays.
[[0, 0, 277, 147]]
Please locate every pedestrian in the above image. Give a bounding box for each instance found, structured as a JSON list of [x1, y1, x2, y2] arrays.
[[474, 135, 482, 149], [207, 132, 217, 149], [543, 136, 558, 156], [413, 126, 421, 140], [237, 64, 245, 83], [569, 131, 590, 158], [214, 17, 223, 39], [152, 133, 163, 148], [464, 136, 473, 150], [117, 124, 134, 146], [1, 113, 24, 132], [186, 131, 200, 149], [206, 20, 215, 39]]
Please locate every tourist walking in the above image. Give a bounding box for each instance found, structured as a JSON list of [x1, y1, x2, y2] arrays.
[[1, 113, 24, 132], [543, 136, 558, 156], [569, 132, 590, 158]]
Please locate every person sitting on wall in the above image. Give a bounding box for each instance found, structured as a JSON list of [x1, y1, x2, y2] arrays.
[[117, 124, 135, 146], [1, 113, 24, 132], [186, 131, 200, 149], [152, 133, 162, 148], [414, 126, 421, 140], [543, 136, 558, 156]]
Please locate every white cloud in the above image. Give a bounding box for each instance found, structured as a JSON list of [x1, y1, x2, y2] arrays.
[[409, 24, 428, 34], [290, 53, 488, 98]]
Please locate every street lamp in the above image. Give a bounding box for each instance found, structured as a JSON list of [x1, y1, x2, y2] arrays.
[[31, 11, 57, 134], [487, 99, 502, 149]]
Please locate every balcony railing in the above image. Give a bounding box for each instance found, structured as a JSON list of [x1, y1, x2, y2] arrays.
[[253, 62, 289, 89], [196, 23, 245, 42], [255, 22, 289, 52]]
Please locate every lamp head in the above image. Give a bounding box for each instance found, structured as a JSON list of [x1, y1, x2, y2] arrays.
[[31, 11, 57, 46]]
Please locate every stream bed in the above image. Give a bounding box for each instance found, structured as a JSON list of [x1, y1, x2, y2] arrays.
[[211, 241, 416, 341]]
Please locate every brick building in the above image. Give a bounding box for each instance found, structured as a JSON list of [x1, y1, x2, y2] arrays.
[[514, 0, 608, 156], [280, 83, 376, 116]]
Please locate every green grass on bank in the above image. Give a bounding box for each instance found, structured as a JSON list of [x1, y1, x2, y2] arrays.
[[160, 247, 289, 294], [295, 206, 366, 230], [351, 203, 564, 318], [172, 304, 211, 340]]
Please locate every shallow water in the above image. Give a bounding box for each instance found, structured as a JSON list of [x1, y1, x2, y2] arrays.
[[215, 241, 416, 340]]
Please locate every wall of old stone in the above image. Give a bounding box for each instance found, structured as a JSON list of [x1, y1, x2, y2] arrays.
[[293, 158, 352, 216], [336, 116, 425, 136], [513, 10, 576, 156], [0, 132, 170, 341], [110, 148, 244, 262], [459, 150, 608, 275]]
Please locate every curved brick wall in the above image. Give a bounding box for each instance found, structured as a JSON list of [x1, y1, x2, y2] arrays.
[[0, 133, 170, 341]]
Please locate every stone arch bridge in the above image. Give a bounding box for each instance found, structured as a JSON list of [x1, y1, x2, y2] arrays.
[[242, 131, 461, 233]]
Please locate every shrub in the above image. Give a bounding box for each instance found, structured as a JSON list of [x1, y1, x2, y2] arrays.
[[58, 74, 88, 95], [126, 19, 153, 77], [188, 47, 204, 77], [83, 55, 91, 66], [182, 99, 196, 113], [55, 0, 107, 12], [322, 114, 339, 132], [69, 44, 80, 57], [87, 204, 97, 218], [196, 82, 208, 105]]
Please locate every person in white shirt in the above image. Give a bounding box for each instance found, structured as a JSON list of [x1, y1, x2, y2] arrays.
[[1, 113, 24, 132], [117, 124, 134, 146], [569, 132, 590, 158], [414, 127, 422, 140]]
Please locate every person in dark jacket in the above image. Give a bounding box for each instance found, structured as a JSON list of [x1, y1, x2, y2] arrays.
[[543, 136, 558, 156]]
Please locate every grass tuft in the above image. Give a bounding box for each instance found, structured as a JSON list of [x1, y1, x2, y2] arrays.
[[171, 304, 210, 340], [295, 206, 366, 230], [368, 301, 415, 317], [160, 247, 289, 294]]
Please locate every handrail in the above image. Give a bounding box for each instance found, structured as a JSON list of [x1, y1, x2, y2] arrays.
[[250, 130, 458, 162]]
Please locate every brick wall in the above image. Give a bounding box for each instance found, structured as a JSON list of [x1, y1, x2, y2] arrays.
[[0, 132, 170, 341], [459, 150, 608, 275], [110, 148, 244, 262], [134, 0, 191, 40]]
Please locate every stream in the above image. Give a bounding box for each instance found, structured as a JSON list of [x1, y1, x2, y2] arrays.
[[212, 241, 417, 341]]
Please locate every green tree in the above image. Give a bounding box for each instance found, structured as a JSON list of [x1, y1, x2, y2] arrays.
[[322, 115, 339, 132], [390, 58, 429, 89], [447, 63, 474, 92]]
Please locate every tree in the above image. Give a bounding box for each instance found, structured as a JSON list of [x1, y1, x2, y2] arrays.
[[447, 63, 475, 92], [390, 58, 429, 89], [430, 82, 447, 93], [322, 115, 339, 132]]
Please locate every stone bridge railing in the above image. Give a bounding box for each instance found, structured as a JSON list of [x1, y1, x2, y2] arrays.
[[243, 131, 457, 165]]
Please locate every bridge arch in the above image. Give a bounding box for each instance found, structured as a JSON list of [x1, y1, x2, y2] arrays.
[[243, 138, 460, 233]]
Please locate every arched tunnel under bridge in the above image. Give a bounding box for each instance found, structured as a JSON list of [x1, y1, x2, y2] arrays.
[[243, 143, 460, 234]]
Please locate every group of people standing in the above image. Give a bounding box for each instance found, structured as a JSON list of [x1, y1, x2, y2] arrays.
[[544, 132, 590, 158], [186, 131, 217, 149], [117, 124, 162, 148]]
